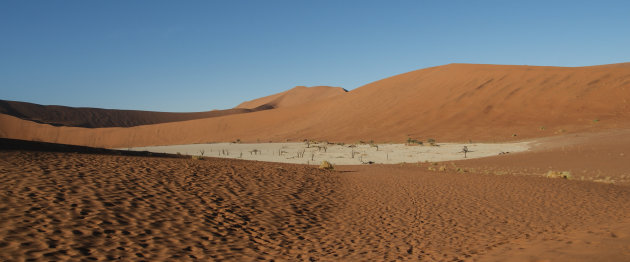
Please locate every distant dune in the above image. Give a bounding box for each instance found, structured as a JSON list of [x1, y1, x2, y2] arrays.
[[236, 85, 347, 109], [1, 63, 630, 148], [0, 99, 273, 128]]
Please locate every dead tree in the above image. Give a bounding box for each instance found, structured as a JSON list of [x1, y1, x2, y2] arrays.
[[461, 146, 470, 158]]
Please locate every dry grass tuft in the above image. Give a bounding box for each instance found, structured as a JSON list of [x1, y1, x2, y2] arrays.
[[546, 170, 572, 179], [319, 161, 334, 170]]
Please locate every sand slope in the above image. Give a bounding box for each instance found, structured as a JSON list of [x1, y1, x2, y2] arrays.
[[0, 99, 273, 128], [2, 63, 630, 148], [1, 149, 629, 261], [454, 128, 630, 186], [235, 85, 347, 109]]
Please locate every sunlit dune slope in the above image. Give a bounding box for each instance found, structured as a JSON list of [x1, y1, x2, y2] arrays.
[[1, 63, 630, 148], [235, 86, 347, 109]]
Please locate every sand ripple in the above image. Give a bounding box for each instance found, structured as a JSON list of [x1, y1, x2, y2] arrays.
[[1, 151, 629, 261]]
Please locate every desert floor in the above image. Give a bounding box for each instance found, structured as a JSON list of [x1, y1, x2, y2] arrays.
[[2, 140, 629, 261], [128, 141, 529, 165]]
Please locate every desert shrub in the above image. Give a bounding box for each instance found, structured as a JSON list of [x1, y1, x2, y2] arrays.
[[406, 137, 423, 145], [319, 161, 334, 170], [546, 170, 572, 179]]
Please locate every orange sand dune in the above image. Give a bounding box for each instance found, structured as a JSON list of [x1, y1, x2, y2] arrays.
[[0, 99, 273, 128], [2, 63, 630, 148], [235, 85, 347, 109]]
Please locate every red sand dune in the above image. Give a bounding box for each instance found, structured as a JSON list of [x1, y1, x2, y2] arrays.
[[236, 85, 347, 109], [0, 99, 273, 128], [2, 63, 630, 148]]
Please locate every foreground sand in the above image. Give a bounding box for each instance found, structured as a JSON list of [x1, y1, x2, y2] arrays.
[[2, 149, 629, 261]]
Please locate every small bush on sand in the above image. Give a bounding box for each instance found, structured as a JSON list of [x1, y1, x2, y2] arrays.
[[191, 155, 203, 160], [546, 170, 572, 179], [406, 137, 423, 145], [319, 161, 334, 170]]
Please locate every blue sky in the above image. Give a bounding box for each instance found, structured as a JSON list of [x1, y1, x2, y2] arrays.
[[1, 1, 629, 112]]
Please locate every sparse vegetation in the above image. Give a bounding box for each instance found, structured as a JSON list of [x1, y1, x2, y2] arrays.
[[316, 145, 328, 152], [319, 161, 334, 170], [297, 150, 305, 158], [460, 146, 470, 158], [351, 149, 359, 158], [406, 137, 423, 145], [546, 170, 572, 179]]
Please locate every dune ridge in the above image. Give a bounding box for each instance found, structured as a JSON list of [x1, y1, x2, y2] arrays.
[[1, 63, 630, 148], [0, 99, 273, 128]]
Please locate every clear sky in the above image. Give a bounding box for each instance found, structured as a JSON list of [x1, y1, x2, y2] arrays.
[[1, 1, 629, 112]]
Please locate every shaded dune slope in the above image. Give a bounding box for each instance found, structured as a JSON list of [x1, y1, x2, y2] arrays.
[[0, 99, 273, 128], [2, 63, 630, 148]]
